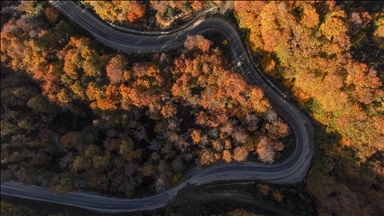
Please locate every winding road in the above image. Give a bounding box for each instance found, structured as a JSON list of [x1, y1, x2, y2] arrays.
[[1, 1, 314, 213]]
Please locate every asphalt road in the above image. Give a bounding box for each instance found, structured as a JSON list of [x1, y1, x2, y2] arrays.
[[0, 1, 314, 213]]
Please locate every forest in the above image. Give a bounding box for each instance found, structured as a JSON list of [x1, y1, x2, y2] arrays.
[[1, 0, 383, 215], [1, 1, 289, 198], [234, 1, 383, 215], [80, 0, 210, 28]]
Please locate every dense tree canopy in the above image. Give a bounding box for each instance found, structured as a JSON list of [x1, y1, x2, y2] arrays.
[[235, 1, 384, 215], [81, 0, 210, 28], [82, 1, 146, 24], [4, 1, 382, 215], [1, 6, 291, 198]]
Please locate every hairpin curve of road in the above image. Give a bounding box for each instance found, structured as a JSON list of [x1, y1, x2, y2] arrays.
[[1, 1, 314, 213]]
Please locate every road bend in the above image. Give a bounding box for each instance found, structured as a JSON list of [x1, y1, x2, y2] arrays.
[[1, 1, 314, 213]]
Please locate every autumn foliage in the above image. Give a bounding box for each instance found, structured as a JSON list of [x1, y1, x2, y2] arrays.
[[83, 1, 146, 24], [2, 1, 382, 214], [126, 3, 146, 24], [235, 1, 384, 215], [84, 0, 208, 28], [1, 7, 290, 198]]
